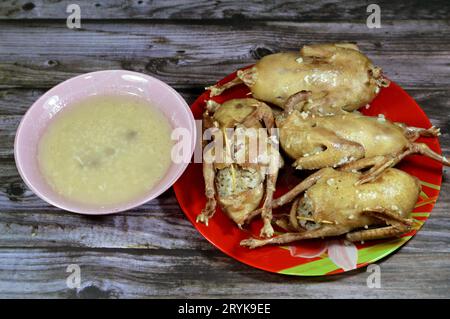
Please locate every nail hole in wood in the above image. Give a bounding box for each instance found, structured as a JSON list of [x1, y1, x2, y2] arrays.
[[6, 183, 25, 201], [46, 60, 59, 67], [22, 2, 35, 11]]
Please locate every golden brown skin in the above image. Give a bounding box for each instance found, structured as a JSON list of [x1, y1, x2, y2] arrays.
[[276, 107, 449, 183], [240, 168, 420, 248], [208, 43, 388, 114], [197, 98, 283, 237]]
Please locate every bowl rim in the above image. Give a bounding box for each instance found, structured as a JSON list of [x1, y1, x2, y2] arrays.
[[14, 69, 197, 215]]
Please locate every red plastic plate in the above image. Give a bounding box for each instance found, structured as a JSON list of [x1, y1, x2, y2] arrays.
[[173, 69, 443, 275]]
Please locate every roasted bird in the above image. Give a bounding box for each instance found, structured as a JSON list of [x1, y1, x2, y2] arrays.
[[208, 43, 389, 114], [276, 91, 449, 184], [197, 98, 283, 237], [241, 167, 420, 248], [198, 43, 445, 251]]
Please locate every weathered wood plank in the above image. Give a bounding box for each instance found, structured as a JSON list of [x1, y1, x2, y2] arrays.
[[0, 184, 210, 250], [1, 0, 449, 21], [0, 21, 450, 89], [0, 116, 19, 158], [0, 88, 203, 115], [0, 155, 449, 250], [0, 248, 449, 298], [0, 208, 210, 250], [0, 203, 449, 251], [0, 88, 45, 115]]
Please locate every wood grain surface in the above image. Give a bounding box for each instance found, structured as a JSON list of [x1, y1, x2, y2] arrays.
[[0, 0, 449, 298], [1, 0, 449, 20]]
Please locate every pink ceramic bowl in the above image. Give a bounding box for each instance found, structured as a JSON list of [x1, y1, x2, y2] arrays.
[[14, 70, 196, 214]]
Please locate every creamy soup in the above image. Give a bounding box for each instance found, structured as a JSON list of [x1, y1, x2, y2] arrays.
[[38, 94, 173, 207]]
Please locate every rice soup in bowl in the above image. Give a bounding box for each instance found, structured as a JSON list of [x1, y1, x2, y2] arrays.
[[14, 70, 196, 214]]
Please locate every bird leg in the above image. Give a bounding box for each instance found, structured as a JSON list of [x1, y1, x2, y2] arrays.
[[237, 68, 257, 87], [241, 207, 414, 248], [196, 148, 217, 226], [292, 128, 365, 170], [342, 141, 450, 185], [289, 197, 302, 231], [340, 155, 397, 185], [282, 90, 312, 115], [259, 153, 280, 238], [244, 168, 327, 224], [206, 68, 255, 97], [240, 101, 275, 130], [345, 225, 409, 242], [399, 124, 441, 142], [409, 142, 450, 166], [339, 155, 388, 172], [242, 102, 279, 237], [240, 225, 337, 249], [345, 209, 414, 242], [206, 77, 243, 97], [197, 112, 218, 225]]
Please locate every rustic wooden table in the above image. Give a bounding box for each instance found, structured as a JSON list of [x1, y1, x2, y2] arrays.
[[0, 0, 449, 298]]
